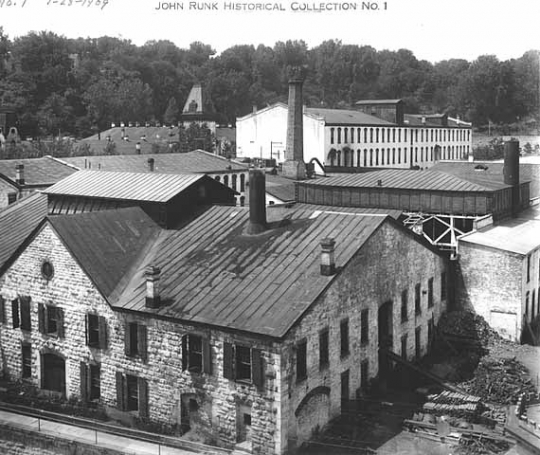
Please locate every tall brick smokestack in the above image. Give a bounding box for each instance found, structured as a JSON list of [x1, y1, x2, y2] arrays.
[[247, 168, 266, 235], [282, 67, 307, 180], [503, 139, 520, 217]]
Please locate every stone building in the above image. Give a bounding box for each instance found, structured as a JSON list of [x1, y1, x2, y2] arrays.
[[236, 100, 472, 171], [0, 170, 448, 454]]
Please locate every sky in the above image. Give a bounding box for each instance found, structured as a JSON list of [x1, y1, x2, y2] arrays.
[[1, 0, 539, 62]]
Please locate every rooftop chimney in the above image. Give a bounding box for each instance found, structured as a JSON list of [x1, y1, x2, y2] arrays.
[[15, 164, 24, 185], [282, 66, 307, 180], [144, 265, 161, 309], [320, 238, 336, 276], [147, 158, 155, 172], [503, 139, 520, 217], [247, 168, 266, 235]]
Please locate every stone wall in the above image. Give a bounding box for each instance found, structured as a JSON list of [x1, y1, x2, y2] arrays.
[[279, 220, 447, 451], [456, 242, 523, 341], [0, 224, 281, 454], [0, 178, 17, 208]]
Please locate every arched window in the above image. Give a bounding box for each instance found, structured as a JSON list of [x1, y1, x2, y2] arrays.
[[375, 149, 379, 166], [337, 128, 342, 144], [223, 175, 229, 186], [431, 130, 434, 141], [376, 128, 379, 143], [398, 148, 401, 164], [364, 128, 368, 143], [392, 148, 396, 164], [330, 128, 335, 144], [415, 147, 418, 163], [343, 149, 349, 167], [369, 149, 373, 166], [232, 174, 237, 191], [398, 129, 401, 142], [240, 196, 245, 207], [370, 128, 374, 143], [364, 149, 368, 167], [357, 149, 361, 167], [387, 148, 391, 165], [351, 128, 354, 143], [215, 176, 221, 182], [381, 148, 385, 165], [420, 129, 424, 142], [381, 129, 385, 143], [404, 129, 408, 142], [240, 174, 246, 192], [337, 150, 342, 167], [344, 128, 348, 143], [404, 148, 407, 164], [415, 129, 419, 142], [357, 128, 361, 143]]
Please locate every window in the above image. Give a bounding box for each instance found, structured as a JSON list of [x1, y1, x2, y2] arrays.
[[360, 360, 369, 391], [428, 278, 434, 308], [116, 372, 148, 417], [330, 128, 335, 144], [86, 314, 108, 349], [337, 128, 341, 144], [341, 369, 350, 412], [296, 340, 307, 382], [41, 261, 54, 280], [22, 343, 32, 378], [80, 362, 101, 401], [401, 290, 408, 323], [223, 342, 263, 386], [7, 193, 17, 205], [12, 297, 31, 331], [125, 322, 147, 361], [182, 334, 211, 374], [415, 327, 421, 359], [340, 319, 349, 358], [0, 295, 5, 324], [38, 304, 64, 337], [527, 255, 531, 283], [401, 334, 407, 360], [415, 284, 421, 315], [319, 328, 329, 370], [361, 310, 369, 345]]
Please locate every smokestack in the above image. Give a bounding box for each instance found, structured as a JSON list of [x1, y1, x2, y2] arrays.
[[320, 238, 336, 276], [247, 168, 266, 235], [147, 158, 155, 172], [504, 139, 520, 217], [282, 67, 307, 180], [144, 265, 161, 308], [15, 164, 24, 185]]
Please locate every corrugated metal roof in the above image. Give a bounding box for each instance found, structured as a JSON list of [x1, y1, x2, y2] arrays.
[[114, 205, 388, 337], [301, 169, 501, 192], [0, 192, 48, 271], [306, 107, 392, 126], [60, 150, 247, 174], [49, 207, 159, 299], [0, 157, 77, 186], [44, 171, 208, 202], [459, 217, 540, 255]]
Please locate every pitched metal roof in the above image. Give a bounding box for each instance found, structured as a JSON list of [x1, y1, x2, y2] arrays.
[[267, 203, 402, 220], [305, 107, 393, 126], [49, 207, 159, 299], [0, 156, 77, 186], [459, 217, 540, 255], [265, 174, 297, 202], [114, 205, 389, 337], [0, 192, 49, 271], [44, 171, 210, 202], [301, 169, 502, 192], [60, 150, 248, 174], [355, 99, 403, 105]]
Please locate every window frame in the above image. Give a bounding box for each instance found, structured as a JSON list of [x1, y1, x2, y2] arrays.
[[401, 289, 408, 323], [340, 319, 349, 358], [415, 283, 421, 315], [21, 343, 32, 379], [296, 339, 307, 383], [319, 328, 329, 370]]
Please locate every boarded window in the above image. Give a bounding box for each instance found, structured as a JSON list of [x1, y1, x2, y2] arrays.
[[22, 343, 32, 378], [340, 319, 349, 358], [401, 290, 408, 322], [361, 310, 369, 344], [319, 328, 329, 370], [296, 340, 307, 382]]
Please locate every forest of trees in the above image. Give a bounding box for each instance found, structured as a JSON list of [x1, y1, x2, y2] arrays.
[[0, 28, 538, 140]]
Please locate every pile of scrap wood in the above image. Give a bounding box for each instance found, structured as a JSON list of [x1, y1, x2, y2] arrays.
[[437, 311, 502, 350], [460, 356, 536, 405], [423, 391, 483, 418]]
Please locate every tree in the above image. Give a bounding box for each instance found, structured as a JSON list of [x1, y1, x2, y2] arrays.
[[163, 97, 179, 125], [178, 122, 215, 153]]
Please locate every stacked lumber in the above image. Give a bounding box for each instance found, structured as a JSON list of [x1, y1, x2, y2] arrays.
[[423, 391, 483, 417]]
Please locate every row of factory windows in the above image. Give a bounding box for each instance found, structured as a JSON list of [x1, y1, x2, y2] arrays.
[[213, 173, 247, 193], [329, 145, 470, 167], [329, 126, 471, 146], [295, 275, 444, 383]]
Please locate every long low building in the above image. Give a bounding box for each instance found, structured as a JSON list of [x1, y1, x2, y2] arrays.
[[236, 99, 472, 171]]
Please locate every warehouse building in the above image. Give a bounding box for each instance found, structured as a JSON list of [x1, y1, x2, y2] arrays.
[[0, 169, 448, 454]]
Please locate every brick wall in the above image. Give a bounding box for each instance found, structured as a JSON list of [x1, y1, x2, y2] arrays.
[[0, 224, 281, 454], [456, 242, 523, 341], [279, 220, 447, 451]]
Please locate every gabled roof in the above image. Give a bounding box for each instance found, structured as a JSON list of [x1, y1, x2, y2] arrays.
[[60, 150, 248, 174], [182, 83, 216, 117], [114, 205, 390, 338], [459, 216, 540, 255], [301, 169, 505, 192], [0, 192, 48, 271], [44, 171, 215, 203], [0, 156, 77, 186], [48, 207, 159, 299]]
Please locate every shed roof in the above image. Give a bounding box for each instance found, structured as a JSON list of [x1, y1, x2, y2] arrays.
[[60, 150, 248, 174], [49, 208, 160, 299], [44, 171, 211, 202], [459, 217, 540, 255], [0, 156, 77, 186], [0, 192, 48, 271], [300, 169, 503, 192]]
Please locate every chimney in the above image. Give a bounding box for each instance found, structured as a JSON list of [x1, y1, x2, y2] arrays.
[[15, 164, 24, 185], [421, 116, 426, 125], [282, 67, 307, 180], [503, 139, 520, 217], [147, 158, 155, 172], [144, 265, 161, 308], [320, 238, 336, 276], [247, 168, 266, 235]]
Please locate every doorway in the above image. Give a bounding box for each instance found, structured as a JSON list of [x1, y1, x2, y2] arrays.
[[236, 403, 252, 451], [41, 353, 65, 395], [378, 301, 394, 378]]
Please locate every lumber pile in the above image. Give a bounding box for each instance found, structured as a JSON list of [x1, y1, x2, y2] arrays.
[[423, 391, 483, 417]]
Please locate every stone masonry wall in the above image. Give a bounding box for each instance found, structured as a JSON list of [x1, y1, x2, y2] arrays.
[[456, 243, 523, 341], [0, 224, 281, 455], [0, 179, 17, 208], [279, 220, 447, 451]]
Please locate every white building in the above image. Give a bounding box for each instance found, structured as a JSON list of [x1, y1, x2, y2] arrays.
[[236, 100, 472, 171]]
